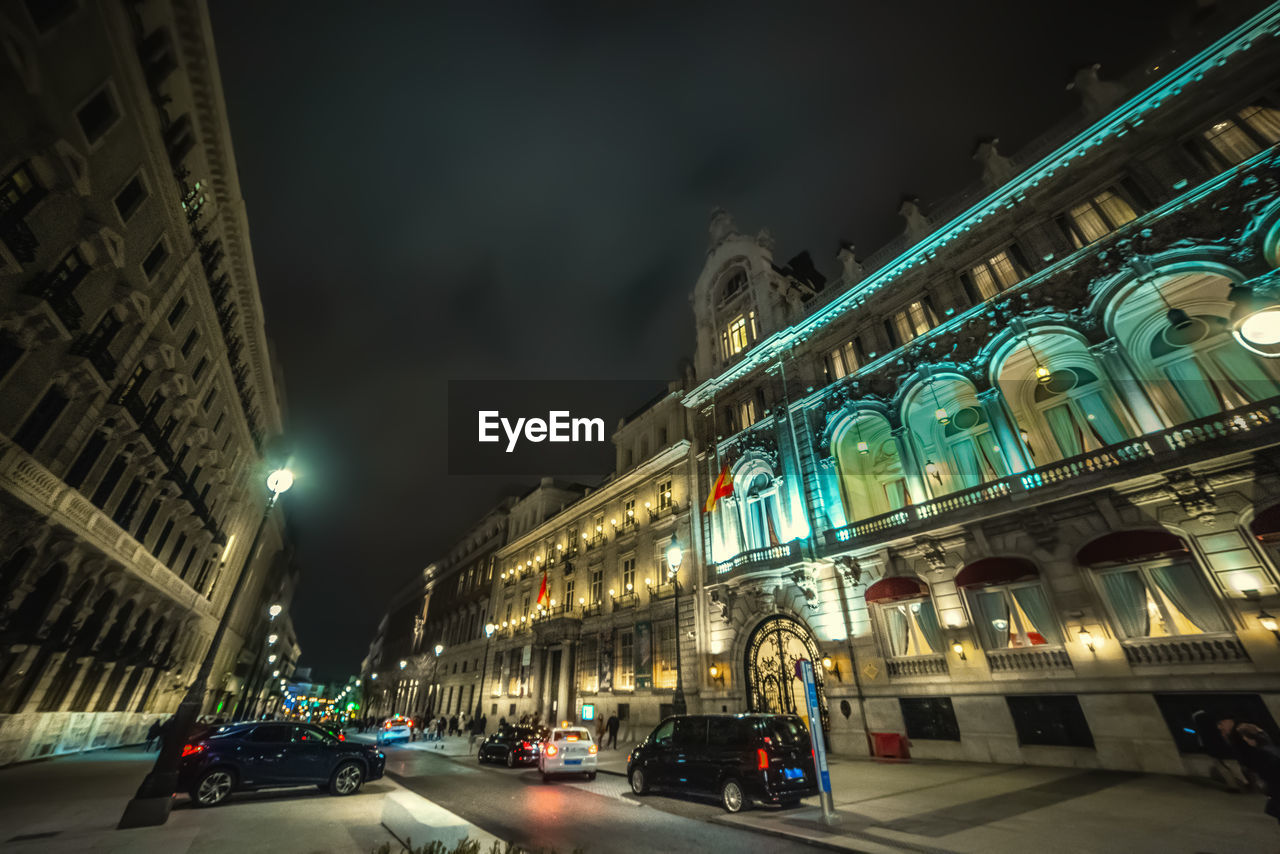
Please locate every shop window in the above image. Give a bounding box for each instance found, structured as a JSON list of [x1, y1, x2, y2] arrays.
[[877, 598, 943, 657], [1006, 695, 1094, 748], [1095, 560, 1227, 638], [967, 582, 1063, 649], [899, 697, 960, 741], [1154, 692, 1280, 755]]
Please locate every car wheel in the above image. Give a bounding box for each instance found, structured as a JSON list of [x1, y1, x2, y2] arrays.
[[720, 778, 748, 813], [191, 768, 234, 807], [506, 750, 516, 768], [329, 761, 364, 796], [587, 771, 597, 781], [629, 767, 648, 795]]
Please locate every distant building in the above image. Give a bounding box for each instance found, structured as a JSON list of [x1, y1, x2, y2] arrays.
[[683, 4, 1280, 774], [0, 0, 294, 763]]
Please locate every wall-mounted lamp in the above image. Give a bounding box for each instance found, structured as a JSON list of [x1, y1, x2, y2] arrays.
[[950, 641, 966, 661], [1259, 609, 1279, 641], [820, 655, 842, 682], [1078, 627, 1098, 653], [925, 459, 942, 484], [708, 664, 724, 684], [609, 588, 617, 598]]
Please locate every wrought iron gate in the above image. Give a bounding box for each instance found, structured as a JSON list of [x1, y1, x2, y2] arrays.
[[744, 615, 828, 730]]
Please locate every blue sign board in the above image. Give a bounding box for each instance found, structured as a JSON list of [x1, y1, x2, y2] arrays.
[[795, 658, 831, 794]]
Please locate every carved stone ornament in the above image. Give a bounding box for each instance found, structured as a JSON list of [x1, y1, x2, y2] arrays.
[[914, 537, 949, 571], [788, 568, 818, 609], [708, 587, 735, 622], [1017, 509, 1060, 551], [1164, 468, 1218, 525], [832, 555, 864, 586]]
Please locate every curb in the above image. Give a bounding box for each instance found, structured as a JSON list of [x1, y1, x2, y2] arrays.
[[708, 815, 873, 854]]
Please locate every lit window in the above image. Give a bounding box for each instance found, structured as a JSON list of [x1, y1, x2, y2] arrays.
[[657, 478, 673, 511], [879, 599, 943, 657], [969, 251, 1025, 300], [1064, 190, 1138, 248], [622, 557, 635, 590], [1096, 561, 1227, 638], [720, 311, 758, 359], [623, 498, 635, 529], [737, 398, 757, 429], [967, 583, 1063, 649], [655, 622, 678, 689], [892, 300, 937, 344], [616, 632, 635, 689], [829, 341, 858, 379]]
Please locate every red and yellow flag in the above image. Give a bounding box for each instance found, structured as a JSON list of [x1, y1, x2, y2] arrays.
[[536, 569, 548, 606], [704, 463, 734, 513]]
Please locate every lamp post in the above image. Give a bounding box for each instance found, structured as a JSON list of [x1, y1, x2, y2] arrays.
[[397, 659, 407, 716], [475, 624, 495, 719], [667, 543, 687, 716], [240, 603, 284, 721], [430, 643, 444, 718], [119, 467, 293, 828]]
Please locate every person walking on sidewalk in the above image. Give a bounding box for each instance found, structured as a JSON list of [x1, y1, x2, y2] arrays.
[[605, 712, 620, 750], [449, 714, 459, 737], [1224, 717, 1280, 824]]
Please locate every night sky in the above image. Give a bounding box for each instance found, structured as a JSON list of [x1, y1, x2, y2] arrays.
[[210, 0, 1190, 678]]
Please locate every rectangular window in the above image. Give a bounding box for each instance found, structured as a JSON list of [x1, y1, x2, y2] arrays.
[[65, 431, 107, 488], [1062, 189, 1139, 249], [565, 578, 575, 609], [14, 386, 69, 453], [720, 311, 758, 360], [878, 599, 942, 657], [616, 631, 635, 690], [76, 86, 121, 145], [113, 175, 147, 222], [0, 336, 22, 383], [968, 250, 1026, 301], [166, 297, 188, 328], [1, 161, 45, 216], [1006, 695, 1094, 748], [142, 239, 169, 279], [590, 570, 603, 605], [828, 340, 858, 380], [655, 621, 677, 689], [737, 398, 757, 429], [192, 355, 209, 381], [967, 583, 1063, 649], [202, 385, 217, 411], [623, 497, 636, 528], [181, 329, 199, 357], [90, 456, 127, 508], [891, 299, 938, 345], [622, 557, 636, 592], [657, 478, 673, 511], [899, 697, 961, 741], [1096, 561, 1227, 638], [566, 524, 579, 555]]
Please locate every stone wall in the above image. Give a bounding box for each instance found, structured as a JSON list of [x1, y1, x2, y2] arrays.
[[0, 711, 164, 767]]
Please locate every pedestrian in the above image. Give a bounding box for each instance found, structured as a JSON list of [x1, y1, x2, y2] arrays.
[[595, 713, 606, 745], [1191, 710, 1247, 790], [498, 716, 507, 731], [449, 714, 459, 736], [145, 719, 161, 751], [157, 715, 175, 753], [606, 711, 620, 750], [1224, 717, 1280, 824]]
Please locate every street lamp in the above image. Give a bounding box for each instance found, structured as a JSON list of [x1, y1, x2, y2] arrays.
[[268, 603, 283, 620], [666, 543, 687, 716], [475, 623, 496, 719], [121, 467, 293, 828]]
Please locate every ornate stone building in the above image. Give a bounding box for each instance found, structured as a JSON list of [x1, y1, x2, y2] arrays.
[[0, 0, 293, 764], [682, 4, 1280, 774]]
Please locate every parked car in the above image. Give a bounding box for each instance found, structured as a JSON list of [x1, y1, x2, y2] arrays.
[[626, 714, 819, 813], [538, 726, 598, 782], [377, 716, 413, 745], [478, 723, 548, 767], [179, 721, 386, 807]]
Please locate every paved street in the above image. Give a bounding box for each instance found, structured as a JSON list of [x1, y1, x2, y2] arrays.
[[379, 741, 816, 854]]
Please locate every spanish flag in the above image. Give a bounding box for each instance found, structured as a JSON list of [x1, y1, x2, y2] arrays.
[[536, 569, 548, 606], [704, 463, 734, 513]]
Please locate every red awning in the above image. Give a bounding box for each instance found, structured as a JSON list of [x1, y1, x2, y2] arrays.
[[1253, 504, 1280, 543], [954, 557, 1039, 589], [864, 576, 929, 603], [1076, 530, 1187, 567]]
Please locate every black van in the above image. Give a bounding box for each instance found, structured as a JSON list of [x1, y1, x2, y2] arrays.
[[626, 713, 819, 812]]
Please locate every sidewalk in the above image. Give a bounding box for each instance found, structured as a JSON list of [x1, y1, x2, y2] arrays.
[[0, 744, 491, 853]]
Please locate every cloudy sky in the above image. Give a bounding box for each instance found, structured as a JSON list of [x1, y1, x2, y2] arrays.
[[210, 0, 1198, 676]]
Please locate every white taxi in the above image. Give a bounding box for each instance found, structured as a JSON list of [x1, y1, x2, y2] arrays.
[[538, 726, 598, 782]]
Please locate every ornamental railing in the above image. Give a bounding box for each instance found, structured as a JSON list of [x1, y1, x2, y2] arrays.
[[1121, 633, 1250, 666], [713, 540, 802, 578], [886, 654, 948, 678], [824, 397, 1280, 550], [985, 646, 1073, 673]]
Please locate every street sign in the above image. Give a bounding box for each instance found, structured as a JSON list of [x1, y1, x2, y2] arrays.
[[795, 658, 837, 825]]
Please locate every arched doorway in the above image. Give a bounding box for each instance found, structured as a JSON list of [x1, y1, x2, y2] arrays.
[[744, 615, 827, 730]]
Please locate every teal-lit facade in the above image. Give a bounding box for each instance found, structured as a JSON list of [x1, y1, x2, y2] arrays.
[[683, 4, 1280, 772]]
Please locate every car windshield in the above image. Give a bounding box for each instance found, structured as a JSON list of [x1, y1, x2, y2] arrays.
[[766, 717, 810, 747], [553, 729, 591, 742]]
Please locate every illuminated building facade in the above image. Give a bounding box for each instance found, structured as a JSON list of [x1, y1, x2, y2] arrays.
[[682, 5, 1280, 774], [0, 1, 292, 763]]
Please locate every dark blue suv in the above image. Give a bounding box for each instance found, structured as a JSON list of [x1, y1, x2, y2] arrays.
[[178, 721, 385, 807]]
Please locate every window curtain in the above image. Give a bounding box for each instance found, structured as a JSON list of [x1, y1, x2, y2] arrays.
[[971, 590, 1011, 649], [882, 606, 909, 657], [1150, 563, 1227, 633], [914, 601, 942, 654], [1208, 345, 1280, 405], [1164, 360, 1220, 418], [1011, 586, 1062, 644], [1101, 571, 1151, 637], [1044, 404, 1083, 458], [884, 478, 909, 511], [1075, 391, 1127, 445], [949, 438, 983, 489]]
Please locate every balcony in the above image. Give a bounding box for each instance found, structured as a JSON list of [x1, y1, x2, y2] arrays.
[[824, 398, 1280, 553], [612, 591, 638, 610], [886, 655, 948, 678], [712, 540, 802, 580], [985, 646, 1073, 673], [1121, 633, 1249, 666]]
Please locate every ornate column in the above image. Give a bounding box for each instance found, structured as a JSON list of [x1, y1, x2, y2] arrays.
[[891, 425, 930, 504], [977, 386, 1033, 473], [1089, 338, 1166, 433], [555, 641, 574, 722]]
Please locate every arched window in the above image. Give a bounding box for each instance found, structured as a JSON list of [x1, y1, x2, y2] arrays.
[[1031, 366, 1128, 457], [832, 412, 906, 522], [904, 377, 1005, 495], [865, 577, 941, 658], [955, 558, 1062, 648], [740, 472, 781, 550]]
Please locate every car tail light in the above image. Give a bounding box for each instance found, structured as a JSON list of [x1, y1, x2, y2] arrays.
[[545, 744, 558, 757], [338, 733, 345, 741], [181, 744, 203, 758], [521, 741, 530, 750], [588, 744, 598, 755], [406, 720, 413, 727], [757, 748, 769, 770]]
